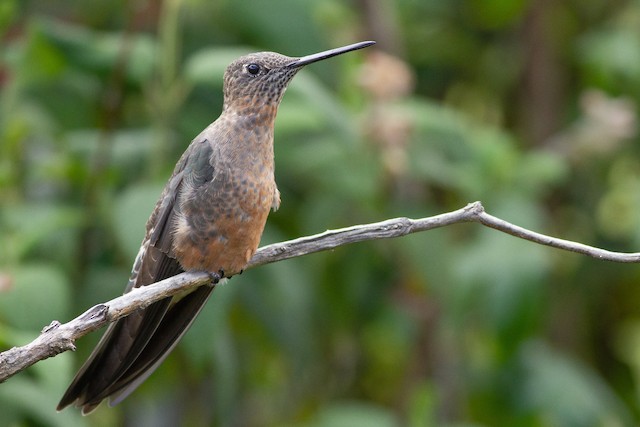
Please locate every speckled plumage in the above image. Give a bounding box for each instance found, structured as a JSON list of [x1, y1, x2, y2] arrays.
[[57, 41, 374, 414]]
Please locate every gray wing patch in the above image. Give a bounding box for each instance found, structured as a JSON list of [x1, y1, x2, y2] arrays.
[[183, 138, 215, 187], [149, 172, 184, 256], [149, 139, 215, 256]]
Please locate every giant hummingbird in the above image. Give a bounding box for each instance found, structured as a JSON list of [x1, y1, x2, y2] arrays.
[[57, 40, 375, 413]]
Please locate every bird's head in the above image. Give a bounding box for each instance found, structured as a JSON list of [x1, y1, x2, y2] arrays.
[[222, 41, 375, 116]]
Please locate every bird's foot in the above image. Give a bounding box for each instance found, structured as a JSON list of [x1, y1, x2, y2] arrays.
[[208, 269, 224, 284]]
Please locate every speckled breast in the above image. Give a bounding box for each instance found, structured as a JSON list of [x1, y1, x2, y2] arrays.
[[171, 164, 275, 274]]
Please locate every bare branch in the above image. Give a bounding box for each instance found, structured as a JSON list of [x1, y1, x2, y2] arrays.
[[472, 204, 640, 262], [0, 272, 214, 382], [2, 201, 639, 382]]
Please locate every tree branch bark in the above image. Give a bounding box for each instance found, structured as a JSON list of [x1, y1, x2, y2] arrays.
[[1, 201, 639, 383]]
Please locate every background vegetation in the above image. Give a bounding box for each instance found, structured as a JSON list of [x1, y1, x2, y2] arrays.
[[2, 0, 640, 426]]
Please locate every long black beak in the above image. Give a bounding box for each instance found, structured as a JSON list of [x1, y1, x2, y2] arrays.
[[286, 41, 376, 69]]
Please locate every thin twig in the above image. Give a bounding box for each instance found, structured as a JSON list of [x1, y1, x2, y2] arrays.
[[1, 201, 639, 382]]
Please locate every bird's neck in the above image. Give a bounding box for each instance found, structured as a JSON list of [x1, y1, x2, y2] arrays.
[[222, 97, 280, 124], [216, 105, 277, 173]]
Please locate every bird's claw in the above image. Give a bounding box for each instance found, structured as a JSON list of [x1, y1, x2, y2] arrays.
[[208, 269, 224, 284]]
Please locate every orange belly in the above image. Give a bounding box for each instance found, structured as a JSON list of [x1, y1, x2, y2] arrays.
[[172, 213, 267, 274], [171, 183, 273, 274]]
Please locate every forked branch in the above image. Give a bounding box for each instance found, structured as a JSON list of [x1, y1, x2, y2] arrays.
[[1, 201, 639, 382]]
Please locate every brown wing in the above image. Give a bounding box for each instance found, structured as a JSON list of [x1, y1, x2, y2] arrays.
[[58, 141, 218, 414]]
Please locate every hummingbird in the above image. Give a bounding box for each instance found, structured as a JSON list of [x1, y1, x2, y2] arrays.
[[57, 40, 375, 414]]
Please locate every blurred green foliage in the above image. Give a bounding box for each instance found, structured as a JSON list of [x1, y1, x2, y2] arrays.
[[2, 0, 640, 426]]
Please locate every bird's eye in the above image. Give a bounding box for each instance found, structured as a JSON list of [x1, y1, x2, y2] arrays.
[[246, 63, 261, 75]]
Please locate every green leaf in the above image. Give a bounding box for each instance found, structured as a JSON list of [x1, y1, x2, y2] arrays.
[[1, 203, 83, 262], [184, 47, 251, 86], [0, 377, 87, 427], [111, 182, 165, 260], [0, 264, 70, 331], [309, 401, 398, 427], [520, 341, 633, 426]]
